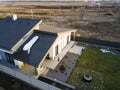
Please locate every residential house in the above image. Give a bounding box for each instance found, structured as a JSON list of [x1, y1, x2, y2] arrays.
[[0, 15, 76, 77]]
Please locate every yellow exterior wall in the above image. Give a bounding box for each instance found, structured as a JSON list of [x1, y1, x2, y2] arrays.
[[18, 61, 24, 68], [35, 67, 41, 75], [14, 59, 24, 68]]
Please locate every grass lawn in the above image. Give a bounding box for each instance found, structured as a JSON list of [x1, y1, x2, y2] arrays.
[[67, 46, 120, 90]]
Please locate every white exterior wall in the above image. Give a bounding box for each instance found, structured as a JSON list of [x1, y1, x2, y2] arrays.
[[49, 32, 71, 60], [14, 59, 18, 67], [0, 51, 7, 62], [35, 25, 40, 30]]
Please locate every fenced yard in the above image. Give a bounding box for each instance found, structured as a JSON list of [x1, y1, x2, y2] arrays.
[[67, 46, 120, 90]]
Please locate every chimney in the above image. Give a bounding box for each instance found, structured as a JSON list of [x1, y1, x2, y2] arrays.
[[11, 14, 17, 21]]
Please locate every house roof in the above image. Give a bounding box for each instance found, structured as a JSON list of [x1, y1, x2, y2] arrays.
[[12, 25, 76, 67], [0, 16, 41, 51], [39, 24, 76, 34], [13, 30, 57, 67]]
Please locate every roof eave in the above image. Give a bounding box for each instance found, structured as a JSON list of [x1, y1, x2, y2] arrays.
[[0, 48, 13, 54], [34, 29, 58, 36], [57, 29, 77, 35]]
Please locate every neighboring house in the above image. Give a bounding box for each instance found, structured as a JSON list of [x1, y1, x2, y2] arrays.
[[0, 15, 76, 77]]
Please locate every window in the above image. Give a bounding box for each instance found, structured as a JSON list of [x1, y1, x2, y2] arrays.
[[6, 53, 15, 65], [0, 55, 1, 61], [0, 51, 7, 62], [46, 53, 50, 59], [55, 45, 58, 56], [67, 35, 69, 44]]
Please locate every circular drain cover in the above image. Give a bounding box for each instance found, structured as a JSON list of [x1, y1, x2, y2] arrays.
[[83, 74, 92, 82]]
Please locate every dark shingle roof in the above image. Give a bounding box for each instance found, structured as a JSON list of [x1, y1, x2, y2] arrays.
[[0, 16, 41, 51], [13, 30, 57, 67]]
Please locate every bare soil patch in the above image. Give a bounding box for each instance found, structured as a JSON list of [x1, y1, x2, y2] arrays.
[[0, 72, 39, 90], [0, 2, 120, 42]]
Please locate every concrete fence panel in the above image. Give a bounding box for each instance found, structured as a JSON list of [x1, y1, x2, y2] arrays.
[[0, 64, 61, 90], [15, 71, 30, 83], [31, 77, 50, 90], [1, 65, 16, 76]]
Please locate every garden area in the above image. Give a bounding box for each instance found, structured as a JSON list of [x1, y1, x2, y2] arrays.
[[67, 46, 120, 90]]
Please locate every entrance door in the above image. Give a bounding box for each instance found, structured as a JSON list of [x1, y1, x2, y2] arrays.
[[0, 51, 7, 62], [6, 53, 15, 65], [71, 32, 74, 40]]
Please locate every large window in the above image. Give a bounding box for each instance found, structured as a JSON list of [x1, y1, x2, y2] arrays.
[[67, 35, 70, 44], [6, 53, 15, 65], [0, 55, 1, 61], [55, 45, 58, 56], [0, 51, 7, 62]]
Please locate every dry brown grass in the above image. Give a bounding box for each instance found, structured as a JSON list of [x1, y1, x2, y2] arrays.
[[0, 5, 73, 19], [0, 2, 120, 42]]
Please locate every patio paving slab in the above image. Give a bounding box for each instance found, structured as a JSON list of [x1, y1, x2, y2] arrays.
[[69, 45, 85, 55], [45, 52, 79, 82]]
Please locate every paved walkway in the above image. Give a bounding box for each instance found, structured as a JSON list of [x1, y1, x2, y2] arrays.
[[58, 41, 76, 60], [69, 45, 85, 55]]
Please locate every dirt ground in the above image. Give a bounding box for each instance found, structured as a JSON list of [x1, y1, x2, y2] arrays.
[[0, 2, 120, 42], [45, 9, 120, 42], [0, 72, 39, 90]]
